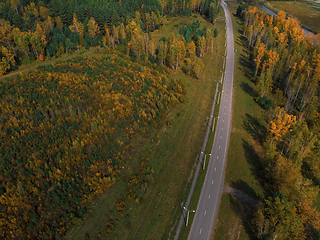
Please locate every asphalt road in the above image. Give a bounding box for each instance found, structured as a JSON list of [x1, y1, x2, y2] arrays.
[[188, 1, 235, 240]]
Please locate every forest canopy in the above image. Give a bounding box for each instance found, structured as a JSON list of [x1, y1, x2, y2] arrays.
[[238, 4, 320, 239], [0, 0, 220, 74], [0, 50, 185, 239], [0, 0, 221, 238]]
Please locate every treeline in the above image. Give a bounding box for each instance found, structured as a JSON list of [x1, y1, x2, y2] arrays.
[[0, 0, 220, 75], [161, 0, 220, 21], [153, 20, 218, 79], [238, 5, 320, 239], [0, 0, 162, 74], [0, 50, 185, 239]]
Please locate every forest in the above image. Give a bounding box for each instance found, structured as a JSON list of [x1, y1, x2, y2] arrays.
[[237, 4, 320, 239], [0, 50, 186, 239], [0, 0, 219, 75], [0, 0, 222, 239]]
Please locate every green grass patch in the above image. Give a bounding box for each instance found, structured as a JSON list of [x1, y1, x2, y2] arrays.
[[212, 193, 254, 240], [212, 2, 266, 239], [65, 14, 226, 240], [265, 1, 320, 34], [151, 14, 219, 46]]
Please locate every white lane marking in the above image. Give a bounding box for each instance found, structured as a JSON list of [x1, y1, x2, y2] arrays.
[[219, 145, 220, 149], [204, 210, 207, 216], [215, 167, 217, 171], [223, 120, 224, 122], [224, 112, 225, 115], [209, 194, 211, 199], [222, 128, 224, 130], [199, 228, 202, 234], [212, 180, 214, 184], [225, 106, 226, 108], [220, 136, 222, 139], [217, 156, 219, 159]]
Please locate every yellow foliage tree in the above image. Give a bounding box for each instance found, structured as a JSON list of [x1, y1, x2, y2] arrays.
[[0, 46, 15, 75], [69, 13, 84, 40], [254, 42, 266, 77], [268, 107, 297, 142]]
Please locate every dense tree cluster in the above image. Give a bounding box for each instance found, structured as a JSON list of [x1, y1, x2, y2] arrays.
[[161, 0, 220, 20], [0, 0, 162, 74], [0, 50, 185, 239], [0, 0, 220, 75], [240, 5, 320, 239]]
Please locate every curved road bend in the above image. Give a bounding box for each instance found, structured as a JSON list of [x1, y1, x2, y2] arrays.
[[188, 1, 234, 240]]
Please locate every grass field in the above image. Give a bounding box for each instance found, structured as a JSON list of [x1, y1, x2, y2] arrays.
[[212, 2, 266, 239], [266, 1, 320, 34], [65, 13, 227, 240]]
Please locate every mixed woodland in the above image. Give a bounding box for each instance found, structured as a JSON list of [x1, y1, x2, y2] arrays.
[[237, 3, 320, 239], [0, 0, 221, 239], [0, 0, 220, 75]]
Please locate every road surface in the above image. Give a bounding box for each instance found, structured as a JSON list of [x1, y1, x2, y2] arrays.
[[188, 1, 235, 239]]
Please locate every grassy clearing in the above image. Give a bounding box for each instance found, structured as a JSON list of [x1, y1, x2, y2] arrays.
[[265, 1, 320, 34], [65, 14, 226, 240], [0, 47, 99, 81], [151, 14, 219, 44], [212, 2, 266, 239]]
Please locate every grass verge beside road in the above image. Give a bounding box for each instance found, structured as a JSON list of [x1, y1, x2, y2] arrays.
[[65, 13, 226, 240], [212, 2, 266, 239]]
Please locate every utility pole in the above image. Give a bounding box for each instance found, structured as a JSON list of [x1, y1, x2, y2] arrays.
[[183, 207, 195, 226], [211, 117, 219, 132], [216, 90, 224, 104], [201, 152, 211, 170]]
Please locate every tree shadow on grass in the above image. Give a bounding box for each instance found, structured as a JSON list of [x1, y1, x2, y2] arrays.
[[228, 194, 256, 239], [236, 34, 247, 47], [242, 114, 266, 145], [241, 139, 267, 193], [239, 51, 253, 80], [240, 82, 258, 99], [231, 179, 261, 202]]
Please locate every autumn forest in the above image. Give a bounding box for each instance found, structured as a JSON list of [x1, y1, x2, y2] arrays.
[[2, 0, 320, 239], [237, 4, 320, 240], [0, 0, 221, 239]]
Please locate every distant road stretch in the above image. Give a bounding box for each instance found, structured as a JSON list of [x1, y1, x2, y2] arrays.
[[188, 1, 235, 240]]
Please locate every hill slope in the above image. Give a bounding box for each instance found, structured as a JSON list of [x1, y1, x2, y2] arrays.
[[0, 50, 184, 239]]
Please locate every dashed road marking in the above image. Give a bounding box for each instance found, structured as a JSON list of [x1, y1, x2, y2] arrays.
[[199, 228, 202, 234], [204, 210, 207, 216]]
